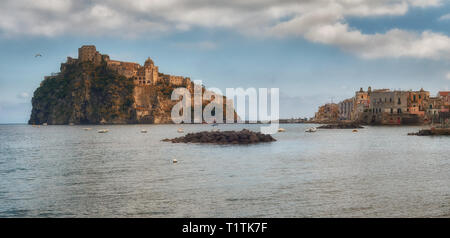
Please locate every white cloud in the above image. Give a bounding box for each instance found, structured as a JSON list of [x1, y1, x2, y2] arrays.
[[0, 0, 449, 60], [408, 0, 442, 8], [439, 13, 450, 21]]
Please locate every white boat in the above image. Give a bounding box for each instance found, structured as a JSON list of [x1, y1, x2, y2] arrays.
[[177, 128, 184, 133], [83, 128, 92, 131], [141, 129, 148, 133], [305, 127, 317, 133], [42, 123, 48, 126], [278, 128, 286, 132], [98, 129, 109, 133], [173, 159, 178, 163]]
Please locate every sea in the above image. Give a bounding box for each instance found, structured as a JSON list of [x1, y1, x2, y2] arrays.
[[0, 124, 449, 217]]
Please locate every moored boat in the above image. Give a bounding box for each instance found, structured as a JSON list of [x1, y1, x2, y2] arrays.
[[305, 127, 317, 133]]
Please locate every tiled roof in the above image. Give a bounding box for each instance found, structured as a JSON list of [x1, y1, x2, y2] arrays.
[[439, 91, 450, 97]]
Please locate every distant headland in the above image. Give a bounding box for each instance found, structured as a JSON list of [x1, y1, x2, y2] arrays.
[[29, 45, 235, 125]]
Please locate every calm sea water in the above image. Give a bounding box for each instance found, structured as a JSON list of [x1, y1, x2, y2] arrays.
[[0, 124, 449, 217]]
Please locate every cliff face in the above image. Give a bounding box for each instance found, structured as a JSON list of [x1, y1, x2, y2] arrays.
[[29, 60, 235, 125], [29, 62, 137, 125]]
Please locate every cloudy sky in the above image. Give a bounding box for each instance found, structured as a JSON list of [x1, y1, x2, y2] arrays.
[[1, 0, 450, 123]]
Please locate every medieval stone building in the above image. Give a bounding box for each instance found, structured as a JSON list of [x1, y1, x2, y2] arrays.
[[67, 45, 191, 87]]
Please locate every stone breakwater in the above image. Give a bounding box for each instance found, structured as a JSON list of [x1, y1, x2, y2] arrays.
[[317, 123, 364, 129], [162, 129, 276, 144], [408, 128, 450, 136]]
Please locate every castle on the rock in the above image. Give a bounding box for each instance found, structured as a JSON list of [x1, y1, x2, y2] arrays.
[[61, 45, 190, 86]]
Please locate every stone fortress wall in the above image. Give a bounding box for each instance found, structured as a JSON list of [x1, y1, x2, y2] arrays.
[[68, 45, 191, 87]]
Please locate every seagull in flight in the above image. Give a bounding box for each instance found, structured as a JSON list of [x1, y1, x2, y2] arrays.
[[35, 53, 42, 58]]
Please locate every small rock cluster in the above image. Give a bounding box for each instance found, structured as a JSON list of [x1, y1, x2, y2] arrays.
[[162, 129, 276, 144], [408, 129, 450, 136], [318, 123, 364, 129]]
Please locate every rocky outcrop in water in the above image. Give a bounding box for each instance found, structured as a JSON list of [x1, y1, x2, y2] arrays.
[[29, 49, 236, 125], [408, 128, 450, 136], [162, 129, 276, 144], [29, 62, 137, 125], [317, 123, 364, 129]]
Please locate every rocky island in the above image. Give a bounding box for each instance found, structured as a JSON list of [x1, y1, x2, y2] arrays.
[[317, 123, 364, 129], [162, 129, 276, 144], [29, 45, 235, 125], [408, 128, 450, 136]]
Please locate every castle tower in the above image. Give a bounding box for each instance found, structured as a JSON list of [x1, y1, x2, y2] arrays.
[[78, 45, 103, 65], [143, 57, 158, 85], [78, 45, 97, 61]]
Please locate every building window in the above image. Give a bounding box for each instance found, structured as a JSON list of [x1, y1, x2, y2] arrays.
[[398, 98, 401, 105], [390, 108, 393, 114]]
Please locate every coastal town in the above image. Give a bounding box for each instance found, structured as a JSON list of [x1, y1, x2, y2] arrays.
[[313, 87, 450, 127]]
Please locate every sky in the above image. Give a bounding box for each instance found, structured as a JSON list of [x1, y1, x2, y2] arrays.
[[0, 0, 450, 123]]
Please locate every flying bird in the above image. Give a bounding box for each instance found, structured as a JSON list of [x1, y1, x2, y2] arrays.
[[35, 54, 42, 58]]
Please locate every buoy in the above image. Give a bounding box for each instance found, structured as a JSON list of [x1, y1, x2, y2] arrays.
[[278, 128, 286, 132], [177, 128, 184, 133], [141, 129, 147, 133]]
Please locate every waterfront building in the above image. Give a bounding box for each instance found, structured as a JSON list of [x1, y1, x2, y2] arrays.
[[368, 89, 409, 124], [426, 97, 444, 123], [314, 103, 339, 122], [407, 88, 429, 116], [438, 91, 450, 107], [338, 98, 353, 121], [351, 87, 370, 121]]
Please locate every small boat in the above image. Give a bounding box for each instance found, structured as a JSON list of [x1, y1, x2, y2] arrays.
[[305, 127, 317, 133], [83, 128, 92, 131], [42, 123, 48, 126], [352, 129, 358, 132], [98, 129, 109, 133], [173, 159, 178, 163], [278, 128, 286, 132], [177, 128, 184, 133], [141, 129, 148, 133], [69, 123, 74, 126]]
